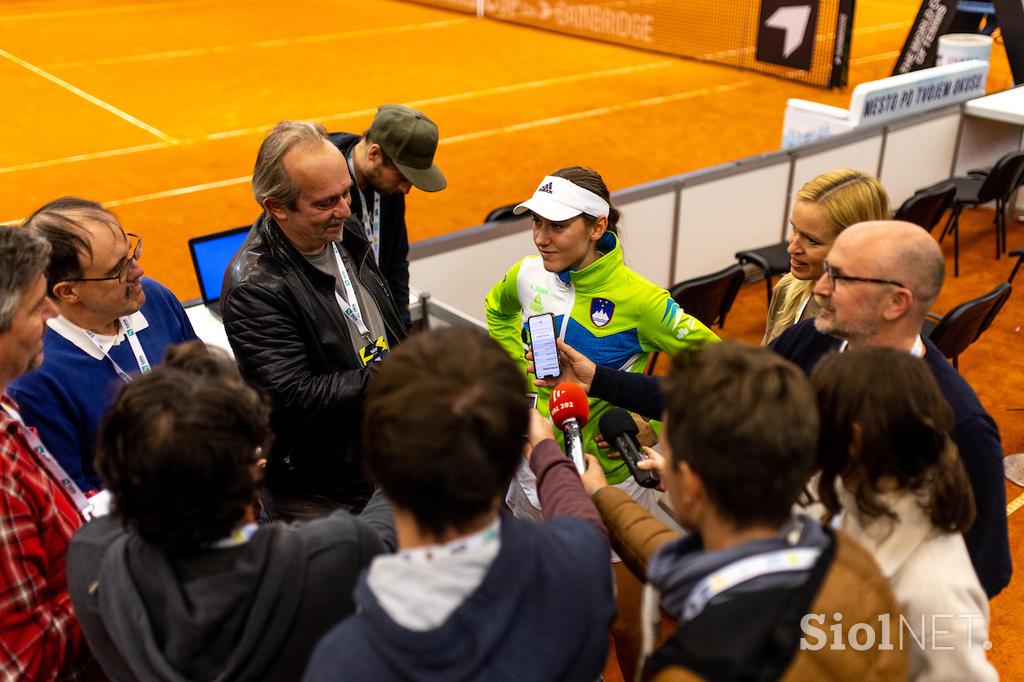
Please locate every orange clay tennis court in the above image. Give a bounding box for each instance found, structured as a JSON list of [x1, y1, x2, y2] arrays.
[[1, 0, 1021, 676]]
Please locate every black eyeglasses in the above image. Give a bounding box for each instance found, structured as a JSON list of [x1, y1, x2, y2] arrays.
[[67, 233, 142, 284], [822, 260, 906, 291]]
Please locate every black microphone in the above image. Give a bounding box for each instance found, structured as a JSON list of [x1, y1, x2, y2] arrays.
[[598, 408, 661, 488]]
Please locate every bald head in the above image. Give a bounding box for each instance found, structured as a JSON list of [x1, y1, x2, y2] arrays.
[[837, 221, 945, 310]]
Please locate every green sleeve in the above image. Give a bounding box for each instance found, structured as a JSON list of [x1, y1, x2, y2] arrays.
[[637, 288, 721, 355], [485, 260, 527, 365]]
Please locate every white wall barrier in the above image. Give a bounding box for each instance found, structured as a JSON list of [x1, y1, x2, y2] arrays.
[[409, 100, 983, 324]]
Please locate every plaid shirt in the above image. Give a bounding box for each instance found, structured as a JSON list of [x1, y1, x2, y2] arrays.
[[0, 394, 91, 682]]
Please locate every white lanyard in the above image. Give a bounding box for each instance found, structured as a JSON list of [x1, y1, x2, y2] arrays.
[[680, 547, 822, 625], [1, 402, 92, 519], [347, 156, 381, 261], [330, 242, 372, 341], [398, 517, 500, 564], [796, 293, 811, 321], [210, 522, 259, 549], [838, 335, 925, 357], [82, 316, 151, 383]]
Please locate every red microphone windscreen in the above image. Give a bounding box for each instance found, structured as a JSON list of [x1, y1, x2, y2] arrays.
[[549, 383, 589, 429]]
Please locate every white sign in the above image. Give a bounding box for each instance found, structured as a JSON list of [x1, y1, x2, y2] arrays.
[[781, 60, 989, 148], [765, 6, 813, 59]]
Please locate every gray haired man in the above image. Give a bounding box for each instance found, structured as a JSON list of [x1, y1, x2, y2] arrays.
[[0, 227, 99, 680], [222, 121, 407, 521]]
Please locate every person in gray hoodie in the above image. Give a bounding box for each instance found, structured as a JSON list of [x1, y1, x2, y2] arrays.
[[66, 342, 395, 682]]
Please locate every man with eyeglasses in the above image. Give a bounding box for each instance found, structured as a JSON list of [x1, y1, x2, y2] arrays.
[[8, 197, 197, 492], [769, 220, 1010, 599], [328, 105, 447, 327]]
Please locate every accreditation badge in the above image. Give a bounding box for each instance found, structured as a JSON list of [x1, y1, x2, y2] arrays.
[[359, 335, 389, 366]]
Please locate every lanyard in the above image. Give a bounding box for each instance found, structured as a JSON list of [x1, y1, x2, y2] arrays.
[[210, 522, 259, 549], [82, 316, 152, 383], [680, 547, 822, 625], [796, 293, 811, 321], [838, 335, 924, 357], [1, 402, 92, 519], [330, 242, 373, 341], [347, 156, 381, 262], [398, 517, 500, 564]]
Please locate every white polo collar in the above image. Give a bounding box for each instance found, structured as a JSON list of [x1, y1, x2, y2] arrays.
[[48, 311, 150, 360]]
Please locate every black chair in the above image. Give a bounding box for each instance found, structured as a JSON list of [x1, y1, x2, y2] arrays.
[[735, 242, 790, 306], [669, 263, 746, 329], [923, 281, 1012, 369], [644, 264, 745, 375], [940, 150, 1024, 277], [483, 203, 520, 223], [894, 182, 957, 234], [1009, 248, 1024, 285]]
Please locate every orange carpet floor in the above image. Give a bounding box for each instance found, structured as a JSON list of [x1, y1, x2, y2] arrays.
[[0, 0, 1019, 677]]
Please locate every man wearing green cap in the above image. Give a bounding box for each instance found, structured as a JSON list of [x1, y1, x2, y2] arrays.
[[330, 104, 446, 326]]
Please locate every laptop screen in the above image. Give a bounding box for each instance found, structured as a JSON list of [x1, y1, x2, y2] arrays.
[[188, 226, 250, 305]]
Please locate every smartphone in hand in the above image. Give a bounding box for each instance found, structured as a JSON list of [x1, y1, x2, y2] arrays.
[[527, 313, 561, 380]]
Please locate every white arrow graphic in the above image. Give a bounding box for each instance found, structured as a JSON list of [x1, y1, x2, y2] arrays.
[[765, 5, 812, 59]]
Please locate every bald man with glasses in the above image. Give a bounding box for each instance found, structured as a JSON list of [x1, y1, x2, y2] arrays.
[[9, 197, 197, 492], [769, 221, 1010, 599]]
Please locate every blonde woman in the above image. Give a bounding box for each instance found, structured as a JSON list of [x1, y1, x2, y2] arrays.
[[762, 169, 889, 344]]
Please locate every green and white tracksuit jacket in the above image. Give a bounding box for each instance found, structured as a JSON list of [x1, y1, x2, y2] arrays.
[[485, 232, 720, 487]]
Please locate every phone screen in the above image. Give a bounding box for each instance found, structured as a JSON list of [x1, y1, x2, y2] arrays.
[[528, 314, 561, 380]]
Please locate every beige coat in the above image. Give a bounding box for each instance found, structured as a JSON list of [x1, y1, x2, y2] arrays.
[[839, 488, 997, 681]]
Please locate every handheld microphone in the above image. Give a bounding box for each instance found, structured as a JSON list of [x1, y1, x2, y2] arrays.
[[549, 383, 589, 474], [598, 408, 661, 488]]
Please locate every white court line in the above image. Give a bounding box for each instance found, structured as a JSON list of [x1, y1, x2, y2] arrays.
[[45, 19, 471, 70], [0, 78, 751, 219], [0, 48, 175, 143], [440, 80, 752, 145], [0, 0, 244, 22], [0, 60, 674, 175], [851, 50, 901, 65], [854, 20, 914, 36], [104, 176, 253, 208]]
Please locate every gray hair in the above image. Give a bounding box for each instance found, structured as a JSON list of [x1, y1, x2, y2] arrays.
[[0, 227, 51, 332], [251, 121, 329, 209]]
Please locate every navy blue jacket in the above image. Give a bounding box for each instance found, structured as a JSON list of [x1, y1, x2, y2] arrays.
[[304, 511, 613, 682]]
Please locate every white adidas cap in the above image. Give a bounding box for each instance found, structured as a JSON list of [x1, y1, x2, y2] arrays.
[[513, 175, 610, 222]]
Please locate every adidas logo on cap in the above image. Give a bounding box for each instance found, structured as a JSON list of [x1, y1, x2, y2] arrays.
[[538, 182, 554, 194]]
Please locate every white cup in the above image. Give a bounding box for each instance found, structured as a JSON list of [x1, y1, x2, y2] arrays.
[[936, 33, 993, 66]]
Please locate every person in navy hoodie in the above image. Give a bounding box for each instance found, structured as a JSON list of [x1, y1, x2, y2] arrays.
[[305, 327, 615, 682], [9, 198, 197, 491]]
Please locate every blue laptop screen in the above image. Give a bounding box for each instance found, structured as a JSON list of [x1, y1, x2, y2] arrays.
[[191, 229, 249, 303]]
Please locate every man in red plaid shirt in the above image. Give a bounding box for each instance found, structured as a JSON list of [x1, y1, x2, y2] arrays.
[[0, 226, 97, 680]]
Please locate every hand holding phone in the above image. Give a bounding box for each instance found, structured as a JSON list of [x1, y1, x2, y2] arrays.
[[527, 314, 561, 380]]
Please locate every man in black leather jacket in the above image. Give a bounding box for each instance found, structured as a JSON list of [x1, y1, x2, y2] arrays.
[[222, 121, 406, 519]]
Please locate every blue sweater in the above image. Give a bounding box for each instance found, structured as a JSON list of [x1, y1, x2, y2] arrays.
[[304, 511, 614, 682], [9, 278, 197, 491]]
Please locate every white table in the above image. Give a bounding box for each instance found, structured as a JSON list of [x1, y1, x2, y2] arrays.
[[185, 302, 233, 356], [955, 86, 1024, 213]]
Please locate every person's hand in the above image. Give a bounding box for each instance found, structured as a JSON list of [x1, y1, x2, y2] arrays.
[[636, 418, 659, 448], [527, 408, 554, 452], [580, 454, 608, 496], [595, 414, 658, 454], [526, 339, 596, 392], [636, 446, 667, 492]]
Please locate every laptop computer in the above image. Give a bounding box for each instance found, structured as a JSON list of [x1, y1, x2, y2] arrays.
[[187, 226, 251, 321]]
